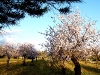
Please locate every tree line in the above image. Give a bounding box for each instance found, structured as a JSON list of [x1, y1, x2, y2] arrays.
[[0, 42, 38, 69]]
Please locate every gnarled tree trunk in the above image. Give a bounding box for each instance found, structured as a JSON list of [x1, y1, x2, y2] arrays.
[[71, 54, 81, 75]]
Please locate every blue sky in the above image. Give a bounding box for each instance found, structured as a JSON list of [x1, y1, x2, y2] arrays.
[[0, 0, 100, 50]]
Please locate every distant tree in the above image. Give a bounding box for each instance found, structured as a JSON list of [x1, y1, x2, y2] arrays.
[[90, 34, 100, 68], [0, 0, 82, 29], [0, 46, 5, 58], [18, 43, 37, 65], [12, 49, 20, 59], [80, 49, 92, 64], [1, 43, 15, 69], [18, 43, 30, 65], [41, 10, 97, 75], [26, 44, 38, 62]]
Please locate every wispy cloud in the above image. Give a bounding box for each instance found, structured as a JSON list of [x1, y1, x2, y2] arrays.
[[18, 39, 45, 51], [0, 29, 23, 44]]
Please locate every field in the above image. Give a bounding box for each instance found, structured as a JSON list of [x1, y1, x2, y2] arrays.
[[0, 57, 100, 75]]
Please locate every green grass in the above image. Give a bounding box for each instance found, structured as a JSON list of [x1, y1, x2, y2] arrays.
[[66, 61, 100, 75], [0, 58, 100, 75]]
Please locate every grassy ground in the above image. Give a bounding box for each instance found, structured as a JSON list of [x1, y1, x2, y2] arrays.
[[66, 61, 100, 75], [0, 58, 100, 75]]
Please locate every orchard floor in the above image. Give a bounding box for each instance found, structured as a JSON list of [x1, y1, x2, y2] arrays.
[[0, 58, 100, 75]]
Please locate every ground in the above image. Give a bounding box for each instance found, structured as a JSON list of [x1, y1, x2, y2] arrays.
[[0, 57, 100, 75]]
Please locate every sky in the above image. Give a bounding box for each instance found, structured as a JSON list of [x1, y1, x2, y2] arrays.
[[0, 0, 100, 50]]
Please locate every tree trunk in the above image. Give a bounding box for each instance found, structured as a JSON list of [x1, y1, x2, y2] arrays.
[[36, 57, 37, 62], [31, 58, 34, 63], [96, 54, 98, 68], [71, 55, 81, 75], [6, 57, 10, 69], [85, 58, 87, 64], [61, 65, 66, 75], [23, 57, 26, 66]]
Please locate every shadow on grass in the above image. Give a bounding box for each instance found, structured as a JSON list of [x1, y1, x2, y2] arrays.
[[17, 59, 59, 75], [0, 59, 74, 75], [67, 61, 100, 74], [81, 64, 100, 74]]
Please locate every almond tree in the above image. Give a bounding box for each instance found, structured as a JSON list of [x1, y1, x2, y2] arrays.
[[18, 43, 37, 65], [91, 46, 100, 68], [1, 43, 15, 69], [80, 49, 92, 64], [0, 46, 5, 58], [41, 10, 97, 75], [90, 32, 100, 68], [26, 44, 38, 62], [18, 43, 30, 65]]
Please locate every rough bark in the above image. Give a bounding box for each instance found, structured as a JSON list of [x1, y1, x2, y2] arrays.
[[71, 55, 81, 75]]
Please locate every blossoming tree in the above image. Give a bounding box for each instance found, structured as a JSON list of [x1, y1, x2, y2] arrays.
[[41, 10, 98, 75]]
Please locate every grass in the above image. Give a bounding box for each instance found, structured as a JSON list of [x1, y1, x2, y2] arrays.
[[0, 58, 100, 75], [66, 61, 100, 75]]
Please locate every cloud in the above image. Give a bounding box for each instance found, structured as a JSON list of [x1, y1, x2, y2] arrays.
[[0, 38, 7, 45], [0, 29, 23, 45], [0, 29, 46, 51], [5, 29, 23, 35], [19, 39, 45, 51], [0, 29, 23, 37]]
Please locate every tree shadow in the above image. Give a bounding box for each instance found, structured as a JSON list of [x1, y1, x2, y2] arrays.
[[0, 63, 6, 73], [0, 59, 74, 75], [16, 59, 74, 75], [81, 64, 100, 74]]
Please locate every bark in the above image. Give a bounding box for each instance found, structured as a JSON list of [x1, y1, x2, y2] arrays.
[[85, 58, 87, 64], [36, 57, 37, 62], [6, 57, 10, 69], [61, 65, 66, 75], [96, 54, 98, 68], [31, 58, 34, 62], [23, 57, 26, 66], [71, 55, 81, 75]]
